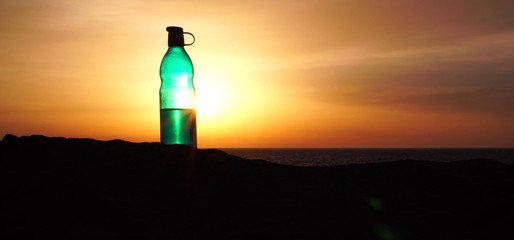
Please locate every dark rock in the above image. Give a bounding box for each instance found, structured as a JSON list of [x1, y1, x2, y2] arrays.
[[1, 134, 513, 239]]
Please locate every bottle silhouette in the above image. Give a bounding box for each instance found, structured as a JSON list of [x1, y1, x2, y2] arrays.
[[159, 26, 197, 147]]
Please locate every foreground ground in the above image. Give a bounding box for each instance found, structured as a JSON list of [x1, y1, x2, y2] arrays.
[[1, 134, 514, 239]]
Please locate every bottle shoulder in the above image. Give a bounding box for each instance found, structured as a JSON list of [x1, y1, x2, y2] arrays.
[[162, 47, 192, 63], [160, 47, 194, 74]]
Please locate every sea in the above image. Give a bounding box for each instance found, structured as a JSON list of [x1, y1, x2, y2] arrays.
[[220, 148, 514, 167]]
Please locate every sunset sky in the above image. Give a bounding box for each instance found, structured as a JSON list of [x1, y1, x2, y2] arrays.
[[1, 0, 513, 148]]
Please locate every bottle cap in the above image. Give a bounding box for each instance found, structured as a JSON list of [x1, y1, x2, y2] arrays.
[[166, 26, 195, 46]]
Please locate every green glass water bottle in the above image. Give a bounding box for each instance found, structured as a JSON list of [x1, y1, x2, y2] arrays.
[[159, 26, 197, 147]]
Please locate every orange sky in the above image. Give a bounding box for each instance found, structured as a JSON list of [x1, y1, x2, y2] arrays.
[[1, 0, 514, 148]]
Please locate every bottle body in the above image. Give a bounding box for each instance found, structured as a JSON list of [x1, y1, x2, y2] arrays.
[[159, 46, 197, 147]]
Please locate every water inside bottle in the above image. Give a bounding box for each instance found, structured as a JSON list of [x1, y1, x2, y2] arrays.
[[160, 108, 196, 146]]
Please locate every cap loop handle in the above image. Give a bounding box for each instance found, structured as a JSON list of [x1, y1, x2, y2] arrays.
[[184, 32, 195, 46]]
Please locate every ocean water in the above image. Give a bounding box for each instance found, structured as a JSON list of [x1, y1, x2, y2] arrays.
[[221, 148, 514, 166]]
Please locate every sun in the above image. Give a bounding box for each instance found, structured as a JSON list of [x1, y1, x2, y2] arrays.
[[195, 79, 229, 120]]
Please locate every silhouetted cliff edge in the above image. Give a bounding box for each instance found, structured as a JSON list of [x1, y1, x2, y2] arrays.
[[1, 134, 514, 239]]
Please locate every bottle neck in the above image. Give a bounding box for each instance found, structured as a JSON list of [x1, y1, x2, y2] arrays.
[[165, 46, 188, 56], [168, 45, 185, 50]]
